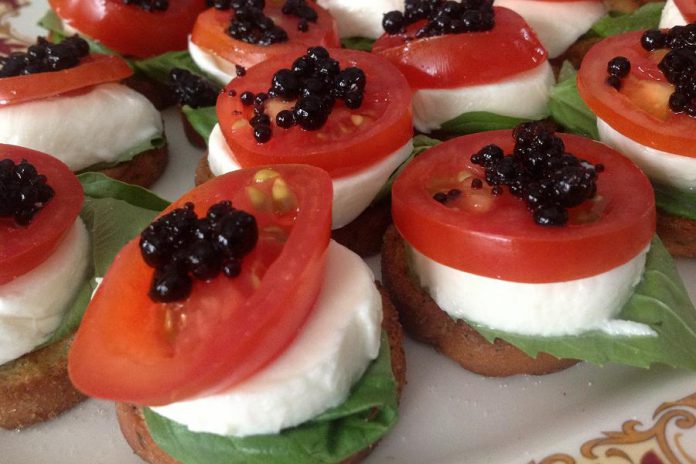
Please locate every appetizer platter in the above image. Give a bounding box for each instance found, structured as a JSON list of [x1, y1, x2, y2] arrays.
[[2, 0, 696, 463]]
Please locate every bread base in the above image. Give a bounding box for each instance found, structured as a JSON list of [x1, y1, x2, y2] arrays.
[[180, 110, 207, 149], [195, 155, 392, 257], [116, 285, 406, 464], [0, 337, 86, 429], [381, 226, 578, 377], [124, 75, 177, 111], [97, 144, 168, 188], [657, 210, 696, 258]]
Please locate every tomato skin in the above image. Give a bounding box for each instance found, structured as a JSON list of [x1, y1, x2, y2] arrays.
[[674, 0, 696, 21], [69, 165, 333, 405], [578, 31, 696, 157], [0, 54, 132, 106], [191, 5, 340, 70], [49, 0, 208, 58], [372, 7, 547, 90], [217, 49, 413, 178], [0, 144, 83, 284], [392, 130, 655, 283]]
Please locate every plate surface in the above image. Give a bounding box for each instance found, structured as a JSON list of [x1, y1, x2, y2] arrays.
[[1, 2, 696, 463]]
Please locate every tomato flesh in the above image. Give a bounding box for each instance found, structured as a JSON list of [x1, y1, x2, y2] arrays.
[[192, 4, 340, 70], [392, 130, 655, 283], [578, 31, 696, 156], [49, 0, 208, 58], [674, 0, 696, 22], [0, 144, 83, 284], [69, 165, 333, 405], [372, 7, 547, 90], [217, 49, 413, 177], [0, 54, 132, 106]]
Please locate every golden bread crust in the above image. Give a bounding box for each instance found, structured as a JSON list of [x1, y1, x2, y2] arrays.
[[657, 210, 696, 258]]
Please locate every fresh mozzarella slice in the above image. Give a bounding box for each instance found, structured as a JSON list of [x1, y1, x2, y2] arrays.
[[412, 61, 554, 133], [598, 117, 696, 191], [316, 0, 405, 39], [494, 0, 607, 58], [207, 124, 413, 228], [153, 241, 382, 437], [408, 242, 653, 337], [188, 37, 236, 86], [660, 0, 688, 28], [0, 219, 90, 365], [0, 83, 162, 172]]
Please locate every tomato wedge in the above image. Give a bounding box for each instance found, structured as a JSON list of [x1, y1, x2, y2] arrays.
[[392, 130, 655, 283], [578, 31, 696, 156], [674, 0, 696, 22], [0, 144, 83, 284], [372, 7, 547, 90], [49, 0, 208, 58], [0, 54, 132, 106], [69, 165, 332, 405], [191, 5, 340, 70], [217, 49, 413, 178]]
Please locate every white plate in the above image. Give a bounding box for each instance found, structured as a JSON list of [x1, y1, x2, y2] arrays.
[[2, 2, 696, 463]]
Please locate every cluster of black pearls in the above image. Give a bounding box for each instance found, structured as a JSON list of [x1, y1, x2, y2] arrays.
[[467, 122, 602, 226], [140, 201, 258, 303], [0, 36, 89, 77], [167, 68, 219, 108], [282, 0, 318, 32], [123, 0, 168, 11], [383, 0, 494, 38], [227, 1, 288, 46], [0, 159, 54, 226], [605, 56, 630, 89], [240, 47, 366, 143]]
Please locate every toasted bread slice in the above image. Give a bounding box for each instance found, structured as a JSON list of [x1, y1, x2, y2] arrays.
[[657, 211, 696, 258], [97, 144, 168, 188]]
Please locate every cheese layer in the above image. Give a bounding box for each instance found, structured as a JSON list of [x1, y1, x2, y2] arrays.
[[0, 219, 90, 365], [188, 38, 236, 86], [408, 242, 654, 337], [412, 62, 555, 133], [660, 0, 687, 28], [316, 0, 405, 39], [208, 124, 413, 228], [0, 83, 162, 172], [153, 241, 382, 437]]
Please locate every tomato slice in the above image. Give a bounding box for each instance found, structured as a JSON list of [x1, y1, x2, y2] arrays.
[[0, 54, 132, 106], [217, 49, 413, 178], [371, 7, 547, 90], [392, 130, 655, 283], [191, 4, 340, 70], [578, 31, 696, 156], [0, 144, 83, 284], [49, 0, 208, 58], [69, 165, 333, 405], [674, 0, 696, 22]]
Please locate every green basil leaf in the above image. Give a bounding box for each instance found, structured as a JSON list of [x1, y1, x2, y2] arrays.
[[77, 136, 166, 173], [133, 51, 210, 86], [39, 10, 119, 56], [469, 237, 696, 370], [144, 332, 398, 464], [341, 37, 375, 51], [440, 111, 532, 134], [590, 2, 665, 38], [654, 183, 696, 221], [182, 105, 218, 143], [548, 63, 599, 139]]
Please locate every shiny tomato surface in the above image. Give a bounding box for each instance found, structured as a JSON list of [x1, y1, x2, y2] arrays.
[[0, 144, 83, 284], [69, 165, 333, 405], [392, 130, 655, 283]]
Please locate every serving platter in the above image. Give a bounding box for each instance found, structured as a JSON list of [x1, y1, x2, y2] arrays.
[[2, 1, 696, 463]]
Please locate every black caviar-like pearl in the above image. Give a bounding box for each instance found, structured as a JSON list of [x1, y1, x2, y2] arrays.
[[641, 29, 665, 51], [382, 11, 405, 34], [223, 258, 242, 277], [607, 56, 631, 78], [240, 91, 255, 105], [216, 210, 258, 256], [271, 68, 300, 99], [250, 113, 271, 126], [298, 19, 308, 31], [294, 95, 329, 130], [471, 178, 483, 189], [291, 56, 312, 76], [669, 92, 689, 113], [606, 75, 622, 90], [534, 205, 568, 226], [235, 64, 246, 76], [254, 92, 269, 106], [471, 144, 504, 167], [253, 125, 272, 142], [276, 109, 296, 128], [167, 68, 219, 108], [306, 46, 329, 62], [187, 240, 222, 280], [344, 91, 363, 109], [433, 192, 448, 203], [149, 266, 192, 302]]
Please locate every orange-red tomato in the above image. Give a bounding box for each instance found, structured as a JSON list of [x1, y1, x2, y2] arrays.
[[0, 144, 83, 284], [69, 165, 333, 405], [392, 130, 655, 283]]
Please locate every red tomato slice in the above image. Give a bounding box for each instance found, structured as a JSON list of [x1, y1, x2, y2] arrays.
[[0, 54, 132, 106], [578, 31, 696, 156], [217, 49, 413, 178], [371, 7, 547, 90], [674, 0, 696, 21], [0, 144, 83, 284], [392, 130, 655, 283], [49, 0, 208, 58], [69, 165, 333, 405], [191, 5, 340, 70]]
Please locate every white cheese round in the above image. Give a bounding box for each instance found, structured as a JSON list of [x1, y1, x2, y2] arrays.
[[152, 240, 382, 437], [597, 117, 696, 191], [315, 0, 405, 39], [0, 219, 90, 365], [207, 123, 413, 228], [0, 83, 162, 172], [408, 242, 653, 337], [494, 0, 607, 58], [412, 61, 555, 133], [188, 37, 236, 86], [660, 0, 687, 28]]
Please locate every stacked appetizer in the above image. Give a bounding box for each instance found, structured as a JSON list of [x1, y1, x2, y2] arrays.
[[68, 165, 405, 464], [0, 36, 166, 187]]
